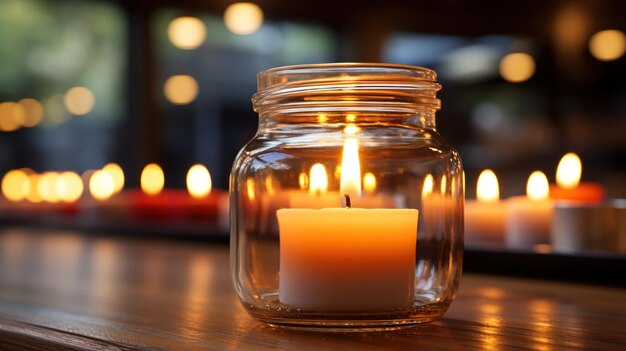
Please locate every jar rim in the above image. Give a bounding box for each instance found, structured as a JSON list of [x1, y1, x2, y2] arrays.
[[253, 63, 441, 114], [257, 63, 438, 91]]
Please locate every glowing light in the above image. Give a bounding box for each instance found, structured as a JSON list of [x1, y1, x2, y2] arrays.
[[56, 172, 83, 203], [441, 174, 447, 194], [309, 163, 328, 194], [18, 98, 43, 127], [363, 172, 377, 193], [246, 177, 256, 200], [422, 174, 434, 198], [499, 53, 536, 83], [318, 114, 328, 123], [26, 174, 42, 203], [223, 2, 264, 35], [346, 114, 356, 123], [64, 87, 95, 115], [589, 30, 626, 61], [527, 171, 549, 201], [343, 125, 361, 135], [102, 163, 124, 193], [164, 75, 198, 105], [0, 102, 23, 132], [89, 170, 115, 201], [167, 16, 206, 50], [340, 136, 361, 196], [1, 169, 30, 201], [298, 172, 308, 189], [37, 172, 61, 203], [186, 164, 212, 198], [141, 164, 165, 196], [265, 176, 275, 195], [477, 169, 500, 202], [556, 153, 581, 189]]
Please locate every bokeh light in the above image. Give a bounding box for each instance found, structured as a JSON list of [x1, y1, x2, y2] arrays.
[[499, 53, 536, 83], [37, 172, 61, 203], [89, 170, 115, 201], [163, 75, 198, 105], [26, 174, 43, 203], [64, 86, 95, 116], [18, 98, 43, 127], [102, 163, 125, 194], [589, 29, 626, 61], [1, 169, 30, 201], [186, 164, 212, 198], [141, 163, 165, 196], [223, 2, 264, 35], [0, 102, 24, 132], [168, 16, 206, 50], [57, 171, 83, 203]]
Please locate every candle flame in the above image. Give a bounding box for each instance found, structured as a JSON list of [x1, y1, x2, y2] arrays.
[[527, 171, 549, 200], [26, 174, 42, 203], [556, 152, 581, 189], [103, 163, 125, 194], [186, 164, 212, 198], [363, 172, 377, 193], [477, 169, 499, 203], [422, 174, 434, 198], [57, 171, 83, 203], [141, 163, 164, 196], [309, 163, 328, 194], [38, 172, 61, 203], [340, 136, 361, 196], [89, 170, 114, 201], [1, 169, 30, 202]]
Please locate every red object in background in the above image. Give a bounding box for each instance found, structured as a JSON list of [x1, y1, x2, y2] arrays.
[[130, 189, 225, 221], [549, 183, 605, 203]]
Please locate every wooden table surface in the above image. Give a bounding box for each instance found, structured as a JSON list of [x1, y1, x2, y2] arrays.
[[0, 227, 625, 350]]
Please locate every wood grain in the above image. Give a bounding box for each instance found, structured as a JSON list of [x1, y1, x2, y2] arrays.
[[0, 226, 625, 350]]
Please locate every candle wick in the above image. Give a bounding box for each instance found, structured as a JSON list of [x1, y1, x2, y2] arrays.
[[344, 194, 351, 209]]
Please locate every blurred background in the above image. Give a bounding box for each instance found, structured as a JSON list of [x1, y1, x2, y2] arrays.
[[0, 0, 624, 201]]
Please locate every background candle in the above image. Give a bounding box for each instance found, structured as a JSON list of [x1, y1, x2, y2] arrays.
[[549, 153, 605, 203], [506, 171, 555, 248], [464, 169, 506, 247]]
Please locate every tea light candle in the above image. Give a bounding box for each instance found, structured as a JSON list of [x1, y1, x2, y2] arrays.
[[506, 171, 555, 248], [549, 153, 605, 203], [277, 132, 418, 312], [464, 170, 506, 247]]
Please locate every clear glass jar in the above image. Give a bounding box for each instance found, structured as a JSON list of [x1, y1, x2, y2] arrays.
[[230, 63, 463, 331]]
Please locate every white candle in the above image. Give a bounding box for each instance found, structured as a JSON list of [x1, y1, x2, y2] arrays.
[[464, 170, 506, 247], [506, 171, 554, 248]]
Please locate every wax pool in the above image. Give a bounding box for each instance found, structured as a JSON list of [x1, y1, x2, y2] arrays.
[[277, 208, 418, 312]]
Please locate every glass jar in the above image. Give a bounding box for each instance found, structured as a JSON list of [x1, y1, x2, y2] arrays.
[[230, 63, 463, 331]]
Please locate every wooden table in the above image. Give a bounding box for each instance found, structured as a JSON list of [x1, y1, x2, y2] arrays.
[[0, 227, 625, 350]]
